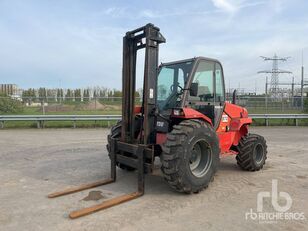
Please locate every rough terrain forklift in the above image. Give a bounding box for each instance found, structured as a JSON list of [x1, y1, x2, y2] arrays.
[[48, 23, 267, 218]]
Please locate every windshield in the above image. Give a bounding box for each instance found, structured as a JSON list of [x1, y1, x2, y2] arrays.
[[157, 61, 193, 110]]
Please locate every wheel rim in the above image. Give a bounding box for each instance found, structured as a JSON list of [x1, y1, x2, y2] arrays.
[[254, 143, 264, 164], [189, 139, 212, 178]]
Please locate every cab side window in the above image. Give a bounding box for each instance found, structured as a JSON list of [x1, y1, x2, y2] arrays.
[[191, 61, 215, 103], [188, 60, 225, 126], [215, 63, 225, 103]]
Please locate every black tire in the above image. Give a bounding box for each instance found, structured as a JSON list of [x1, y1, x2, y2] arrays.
[[106, 120, 135, 171], [160, 119, 220, 193], [236, 134, 267, 171]]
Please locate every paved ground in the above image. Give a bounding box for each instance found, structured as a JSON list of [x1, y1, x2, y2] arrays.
[[0, 127, 307, 231]]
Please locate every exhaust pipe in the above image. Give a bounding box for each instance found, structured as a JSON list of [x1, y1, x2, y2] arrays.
[[232, 90, 237, 104]]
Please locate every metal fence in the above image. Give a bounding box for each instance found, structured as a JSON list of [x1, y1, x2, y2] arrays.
[[0, 96, 125, 114], [233, 96, 304, 114], [0, 95, 306, 114]]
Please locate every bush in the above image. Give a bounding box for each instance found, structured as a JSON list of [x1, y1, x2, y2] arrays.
[[0, 94, 23, 114]]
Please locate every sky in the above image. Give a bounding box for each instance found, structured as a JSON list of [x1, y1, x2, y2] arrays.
[[0, 0, 308, 93]]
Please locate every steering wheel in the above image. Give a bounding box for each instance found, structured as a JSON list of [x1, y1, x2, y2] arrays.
[[170, 84, 184, 93]]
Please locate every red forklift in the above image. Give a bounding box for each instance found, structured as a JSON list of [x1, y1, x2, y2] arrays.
[[48, 24, 267, 218]]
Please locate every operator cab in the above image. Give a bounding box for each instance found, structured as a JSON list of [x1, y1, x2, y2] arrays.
[[157, 57, 226, 128]]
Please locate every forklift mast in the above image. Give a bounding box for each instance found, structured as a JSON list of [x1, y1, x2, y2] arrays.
[[121, 23, 166, 145]]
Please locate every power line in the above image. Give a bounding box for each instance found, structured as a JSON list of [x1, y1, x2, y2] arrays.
[[258, 54, 292, 98]]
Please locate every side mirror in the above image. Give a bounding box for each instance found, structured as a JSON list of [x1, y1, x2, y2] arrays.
[[190, 82, 198, 97], [232, 90, 237, 104]]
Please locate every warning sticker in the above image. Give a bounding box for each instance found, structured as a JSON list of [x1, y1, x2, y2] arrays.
[[222, 115, 228, 123], [149, 88, 154, 99]]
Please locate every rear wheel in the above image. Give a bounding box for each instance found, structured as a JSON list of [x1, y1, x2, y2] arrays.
[[236, 134, 267, 171], [160, 119, 220, 193]]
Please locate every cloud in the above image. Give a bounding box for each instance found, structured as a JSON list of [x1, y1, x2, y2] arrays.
[[211, 0, 266, 14], [211, 0, 238, 13], [101, 7, 128, 18], [138, 0, 266, 19], [139, 9, 157, 18]]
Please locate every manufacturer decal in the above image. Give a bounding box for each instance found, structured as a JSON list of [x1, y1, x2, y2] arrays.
[[157, 121, 164, 127]]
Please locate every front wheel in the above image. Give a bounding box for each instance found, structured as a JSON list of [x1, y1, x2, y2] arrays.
[[160, 119, 220, 193], [236, 134, 267, 171]]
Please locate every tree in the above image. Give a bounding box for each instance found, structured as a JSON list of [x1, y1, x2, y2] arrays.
[[46, 89, 56, 102], [75, 89, 81, 102], [38, 87, 47, 102], [22, 88, 36, 105], [113, 90, 122, 97], [0, 93, 23, 114], [57, 89, 63, 102], [92, 89, 97, 98], [65, 89, 72, 102], [97, 87, 108, 98], [31, 88, 37, 102], [83, 89, 90, 102]]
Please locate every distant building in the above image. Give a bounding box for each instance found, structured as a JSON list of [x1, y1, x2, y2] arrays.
[[0, 84, 18, 95]]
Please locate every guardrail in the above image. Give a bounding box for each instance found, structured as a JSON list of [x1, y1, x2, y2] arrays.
[[250, 114, 308, 126], [0, 114, 307, 128], [0, 115, 121, 128]]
